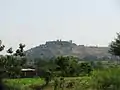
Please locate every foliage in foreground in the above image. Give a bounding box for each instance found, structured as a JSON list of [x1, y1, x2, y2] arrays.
[[48, 68, 120, 90], [4, 67, 120, 90], [90, 68, 120, 90], [3, 77, 91, 90]]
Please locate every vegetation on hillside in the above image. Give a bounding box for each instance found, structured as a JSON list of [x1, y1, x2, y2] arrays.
[[26, 40, 111, 60]]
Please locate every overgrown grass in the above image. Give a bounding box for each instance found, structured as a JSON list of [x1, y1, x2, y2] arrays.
[[47, 76, 91, 90], [90, 68, 120, 90]]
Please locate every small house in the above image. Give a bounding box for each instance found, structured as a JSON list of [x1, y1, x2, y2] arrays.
[[21, 68, 37, 78]]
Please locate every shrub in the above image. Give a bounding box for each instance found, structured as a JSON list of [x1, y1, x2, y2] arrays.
[[90, 68, 120, 90]]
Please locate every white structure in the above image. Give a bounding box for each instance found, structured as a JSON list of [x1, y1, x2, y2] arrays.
[[21, 68, 35, 71]]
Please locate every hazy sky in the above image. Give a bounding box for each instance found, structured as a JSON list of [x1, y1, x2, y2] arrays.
[[0, 0, 120, 52]]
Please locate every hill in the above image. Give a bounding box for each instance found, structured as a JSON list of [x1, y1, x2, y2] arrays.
[[26, 40, 112, 60]]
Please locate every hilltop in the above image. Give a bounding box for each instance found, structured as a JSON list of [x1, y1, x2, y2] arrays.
[[26, 40, 112, 60]]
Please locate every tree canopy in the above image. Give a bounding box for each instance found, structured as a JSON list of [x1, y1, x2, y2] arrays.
[[109, 32, 120, 57]]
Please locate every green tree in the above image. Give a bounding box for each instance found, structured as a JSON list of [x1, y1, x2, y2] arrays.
[[67, 58, 79, 76], [0, 40, 5, 52], [109, 33, 120, 57], [0, 43, 26, 78], [0, 41, 5, 78], [0, 40, 5, 90], [7, 47, 13, 55], [55, 56, 70, 76], [14, 43, 26, 57], [79, 62, 93, 76], [55, 56, 80, 77]]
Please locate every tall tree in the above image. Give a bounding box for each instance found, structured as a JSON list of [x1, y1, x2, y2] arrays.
[[0, 40, 5, 52], [0, 43, 26, 78], [0, 40, 5, 76], [55, 56, 70, 76], [7, 48, 13, 55], [14, 43, 26, 57], [0, 41, 27, 89], [0, 40, 5, 90], [109, 33, 120, 58], [55, 56, 80, 77]]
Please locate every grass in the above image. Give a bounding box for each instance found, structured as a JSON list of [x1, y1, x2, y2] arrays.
[[3, 77, 90, 90], [6, 72, 120, 90], [3, 78, 45, 90]]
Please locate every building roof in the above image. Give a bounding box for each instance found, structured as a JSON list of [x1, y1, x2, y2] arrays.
[[21, 68, 35, 71]]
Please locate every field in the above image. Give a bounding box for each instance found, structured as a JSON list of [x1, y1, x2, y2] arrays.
[[3, 78, 45, 90], [4, 68, 120, 90], [3, 77, 91, 90]]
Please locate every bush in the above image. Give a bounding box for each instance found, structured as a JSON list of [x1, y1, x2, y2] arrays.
[[90, 68, 120, 90], [52, 77, 91, 90]]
